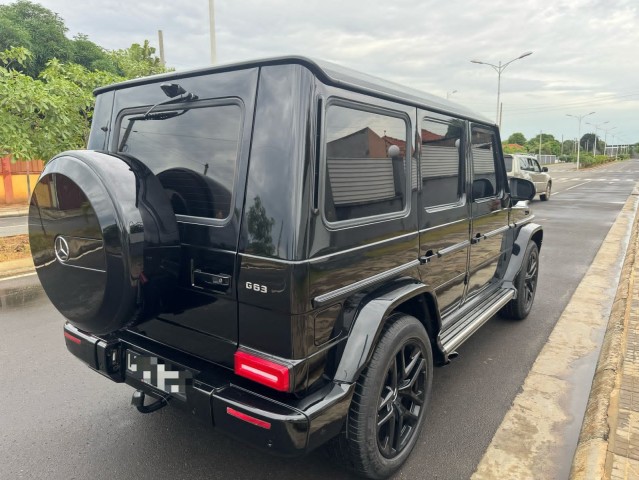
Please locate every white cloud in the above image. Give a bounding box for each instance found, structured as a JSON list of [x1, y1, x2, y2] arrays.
[[2, 0, 638, 143]]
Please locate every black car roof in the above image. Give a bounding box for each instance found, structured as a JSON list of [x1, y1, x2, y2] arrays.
[[94, 56, 492, 125]]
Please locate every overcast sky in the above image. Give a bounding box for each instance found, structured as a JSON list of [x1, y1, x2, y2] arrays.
[[5, 0, 638, 144]]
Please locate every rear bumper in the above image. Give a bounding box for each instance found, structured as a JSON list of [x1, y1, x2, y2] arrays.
[[63, 323, 354, 456]]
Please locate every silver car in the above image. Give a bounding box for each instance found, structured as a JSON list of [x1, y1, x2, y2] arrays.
[[504, 154, 552, 201]]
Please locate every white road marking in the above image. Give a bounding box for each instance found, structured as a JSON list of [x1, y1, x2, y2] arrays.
[[554, 177, 636, 183], [551, 180, 592, 196], [0, 272, 36, 282]]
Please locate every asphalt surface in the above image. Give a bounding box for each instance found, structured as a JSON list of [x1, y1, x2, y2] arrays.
[[2, 160, 639, 480], [0, 215, 27, 237]]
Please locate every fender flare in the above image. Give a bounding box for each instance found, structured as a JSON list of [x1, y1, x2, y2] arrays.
[[333, 278, 437, 384], [502, 222, 543, 292]]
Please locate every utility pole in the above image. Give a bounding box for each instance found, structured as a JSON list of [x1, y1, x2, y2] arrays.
[[538, 131, 542, 160], [209, 0, 217, 65], [157, 30, 165, 66]]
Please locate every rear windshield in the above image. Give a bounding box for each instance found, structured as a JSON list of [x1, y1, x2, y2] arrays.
[[503, 155, 513, 171], [117, 102, 242, 220]]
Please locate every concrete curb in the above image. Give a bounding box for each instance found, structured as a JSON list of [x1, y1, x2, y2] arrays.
[[0, 211, 29, 218], [570, 187, 639, 478], [0, 208, 28, 218], [0, 258, 35, 280]]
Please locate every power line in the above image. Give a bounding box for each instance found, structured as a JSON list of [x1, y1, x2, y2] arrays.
[[464, 92, 639, 116]]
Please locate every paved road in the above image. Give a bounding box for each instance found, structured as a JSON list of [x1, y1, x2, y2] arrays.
[[2, 160, 638, 480], [0, 215, 27, 237]]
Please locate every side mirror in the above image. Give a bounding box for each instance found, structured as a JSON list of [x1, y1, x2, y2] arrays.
[[542, 167, 548, 172], [509, 177, 536, 202]]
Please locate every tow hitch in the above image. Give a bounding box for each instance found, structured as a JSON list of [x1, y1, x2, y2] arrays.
[[131, 389, 170, 414]]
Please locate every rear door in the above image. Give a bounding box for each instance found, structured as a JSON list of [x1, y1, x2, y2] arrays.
[[466, 125, 510, 299], [109, 69, 259, 368], [528, 158, 548, 192], [417, 112, 469, 317]]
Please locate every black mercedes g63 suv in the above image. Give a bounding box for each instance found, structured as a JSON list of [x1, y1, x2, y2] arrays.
[[28, 56, 541, 479]]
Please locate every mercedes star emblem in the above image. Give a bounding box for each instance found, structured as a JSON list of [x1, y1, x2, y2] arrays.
[[54, 236, 70, 263]]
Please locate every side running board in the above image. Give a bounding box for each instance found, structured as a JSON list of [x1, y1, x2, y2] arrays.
[[440, 289, 515, 356]]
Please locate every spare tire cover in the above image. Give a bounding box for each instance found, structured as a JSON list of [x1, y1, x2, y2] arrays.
[[29, 150, 180, 334]]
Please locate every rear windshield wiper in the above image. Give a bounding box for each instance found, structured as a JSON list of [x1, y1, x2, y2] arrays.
[[118, 111, 188, 152], [118, 82, 198, 152]]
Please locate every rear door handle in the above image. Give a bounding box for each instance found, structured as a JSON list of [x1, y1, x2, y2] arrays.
[[419, 250, 439, 264], [192, 269, 231, 290]]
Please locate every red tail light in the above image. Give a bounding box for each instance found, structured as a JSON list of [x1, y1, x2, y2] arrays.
[[234, 351, 290, 392], [64, 331, 81, 345], [226, 407, 271, 429]]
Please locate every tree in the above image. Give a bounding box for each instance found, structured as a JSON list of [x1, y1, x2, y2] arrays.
[[502, 143, 526, 154], [70, 33, 118, 74], [507, 132, 526, 145], [111, 40, 169, 78], [522, 133, 561, 156], [580, 133, 604, 154], [246, 196, 275, 256], [0, 3, 174, 164], [0, 15, 32, 52], [0, 2, 168, 79], [562, 139, 575, 154], [0, 46, 122, 161], [0, 0, 72, 77]]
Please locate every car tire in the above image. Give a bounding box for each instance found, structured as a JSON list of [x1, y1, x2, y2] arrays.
[[326, 314, 433, 479], [540, 182, 551, 201], [502, 241, 539, 320]]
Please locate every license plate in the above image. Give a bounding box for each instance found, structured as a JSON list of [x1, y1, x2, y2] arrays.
[[126, 350, 191, 401]]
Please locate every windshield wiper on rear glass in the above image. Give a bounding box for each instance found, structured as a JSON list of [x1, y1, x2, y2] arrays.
[[118, 82, 198, 152]]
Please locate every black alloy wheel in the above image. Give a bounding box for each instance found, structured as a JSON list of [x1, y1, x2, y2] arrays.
[[501, 241, 539, 320], [522, 243, 539, 311], [377, 340, 426, 458], [326, 314, 433, 479]]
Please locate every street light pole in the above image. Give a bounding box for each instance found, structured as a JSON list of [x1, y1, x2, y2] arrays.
[[539, 131, 543, 160], [208, 0, 217, 65], [601, 126, 617, 156], [567, 112, 595, 170], [586, 121, 609, 156], [470, 51, 533, 129]]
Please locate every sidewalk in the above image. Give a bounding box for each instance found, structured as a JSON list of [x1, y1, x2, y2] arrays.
[[609, 260, 639, 478], [0, 202, 33, 279], [572, 188, 639, 479], [0, 202, 28, 218]]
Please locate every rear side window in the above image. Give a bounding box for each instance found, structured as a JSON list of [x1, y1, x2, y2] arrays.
[[421, 116, 464, 208], [531, 159, 542, 172], [504, 155, 513, 172], [471, 127, 501, 200], [323, 103, 409, 223], [117, 102, 242, 220]]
